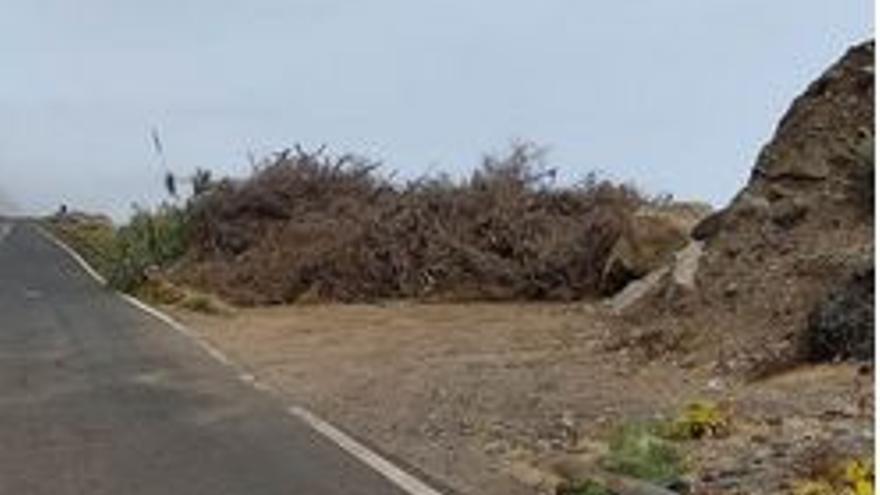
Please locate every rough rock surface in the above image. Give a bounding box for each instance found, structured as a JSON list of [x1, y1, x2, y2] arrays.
[[602, 203, 711, 294], [606, 240, 705, 315], [617, 41, 875, 373]]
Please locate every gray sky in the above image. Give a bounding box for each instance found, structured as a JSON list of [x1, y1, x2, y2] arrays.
[[0, 1, 872, 219]]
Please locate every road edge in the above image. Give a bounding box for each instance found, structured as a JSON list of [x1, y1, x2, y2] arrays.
[[34, 222, 447, 495]]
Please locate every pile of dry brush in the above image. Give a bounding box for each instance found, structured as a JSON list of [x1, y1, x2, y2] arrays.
[[180, 144, 650, 304]]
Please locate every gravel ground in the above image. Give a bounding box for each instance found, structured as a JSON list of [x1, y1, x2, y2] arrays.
[[168, 303, 873, 495]]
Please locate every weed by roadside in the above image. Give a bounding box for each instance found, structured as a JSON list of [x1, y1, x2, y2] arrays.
[[49, 215, 120, 279], [47, 204, 190, 293], [601, 423, 685, 487], [552, 401, 734, 494], [793, 457, 874, 495], [177, 292, 228, 315], [662, 401, 731, 441], [108, 205, 189, 291]]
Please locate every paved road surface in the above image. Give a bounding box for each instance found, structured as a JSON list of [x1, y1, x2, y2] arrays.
[[0, 221, 412, 494]]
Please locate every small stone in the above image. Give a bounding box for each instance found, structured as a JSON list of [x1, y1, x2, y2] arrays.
[[706, 378, 725, 391], [723, 282, 738, 297]]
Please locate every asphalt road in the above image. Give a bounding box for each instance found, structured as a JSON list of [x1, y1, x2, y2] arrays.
[[0, 221, 411, 494]]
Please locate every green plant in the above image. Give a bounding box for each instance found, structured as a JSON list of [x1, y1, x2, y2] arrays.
[[843, 458, 874, 495], [48, 204, 191, 294], [108, 204, 190, 291], [793, 480, 837, 495], [601, 423, 684, 486], [665, 401, 730, 440], [55, 221, 121, 278], [794, 456, 874, 495]]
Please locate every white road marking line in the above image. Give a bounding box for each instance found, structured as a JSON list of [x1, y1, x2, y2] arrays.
[[118, 293, 235, 367], [39, 224, 445, 495], [35, 225, 107, 285], [288, 406, 444, 495]]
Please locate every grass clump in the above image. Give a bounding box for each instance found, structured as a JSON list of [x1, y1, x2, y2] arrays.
[[794, 457, 874, 495], [48, 204, 191, 294], [663, 400, 731, 440], [107, 205, 189, 291], [50, 215, 120, 278], [600, 423, 684, 487], [178, 292, 228, 315], [557, 403, 725, 494], [844, 459, 875, 495], [134, 276, 187, 305]]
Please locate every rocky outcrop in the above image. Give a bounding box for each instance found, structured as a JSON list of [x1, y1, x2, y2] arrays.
[[615, 41, 875, 370], [602, 203, 711, 294], [706, 41, 874, 242], [606, 240, 705, 315]]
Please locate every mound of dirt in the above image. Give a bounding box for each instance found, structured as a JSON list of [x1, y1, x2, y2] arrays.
[[618, 41, 875, 373], [178, 144, 661, 304]]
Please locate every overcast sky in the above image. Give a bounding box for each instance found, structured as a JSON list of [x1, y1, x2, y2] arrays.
[[0, 1, 872, 219]]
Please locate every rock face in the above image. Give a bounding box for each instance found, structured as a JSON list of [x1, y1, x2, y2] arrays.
[[619, 41, 875, 371], [704, 41, 874, 243]]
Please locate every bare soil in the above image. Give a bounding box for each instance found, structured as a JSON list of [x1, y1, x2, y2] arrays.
[[167, 303, 872, 495]]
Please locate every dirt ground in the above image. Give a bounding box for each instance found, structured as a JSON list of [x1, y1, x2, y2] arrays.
[[168, 303, 872, 495]]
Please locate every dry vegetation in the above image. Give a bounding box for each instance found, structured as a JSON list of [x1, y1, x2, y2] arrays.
[[179, 143, 649, 304]]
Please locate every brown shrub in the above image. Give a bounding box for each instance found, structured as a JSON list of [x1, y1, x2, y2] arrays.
[[179, 143, 648, 304]]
